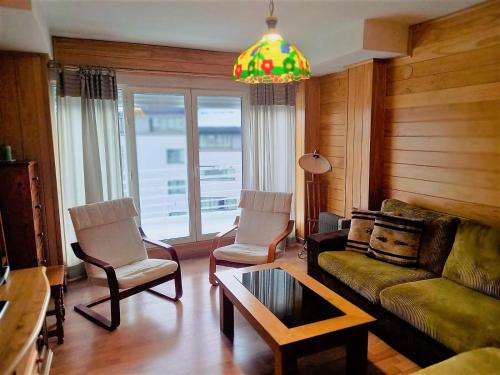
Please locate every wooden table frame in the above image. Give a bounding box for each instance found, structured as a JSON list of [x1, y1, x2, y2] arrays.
[[215, 263, 376, 375]]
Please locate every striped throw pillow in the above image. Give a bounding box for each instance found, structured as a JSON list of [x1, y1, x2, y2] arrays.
[[367, 213, 424, 267], [346, 209, 380, 253]]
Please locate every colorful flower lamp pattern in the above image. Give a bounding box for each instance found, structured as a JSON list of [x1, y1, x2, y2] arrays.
[[233, 33, 311, 84], [232, 0, 311, 84]]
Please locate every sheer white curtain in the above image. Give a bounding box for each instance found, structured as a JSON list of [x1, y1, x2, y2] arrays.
[[244, 105, 296, 217], [52, 68, 123, 267]]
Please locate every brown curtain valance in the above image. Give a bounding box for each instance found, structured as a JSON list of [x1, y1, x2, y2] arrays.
[[250, 83, 296, 106], [54, 66, 117, 100]]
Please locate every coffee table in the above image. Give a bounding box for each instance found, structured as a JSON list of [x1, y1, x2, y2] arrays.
[[215, 263, 375, 375]]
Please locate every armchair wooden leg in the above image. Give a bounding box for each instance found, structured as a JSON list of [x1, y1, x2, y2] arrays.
[[74, 292, 121, 331], [209, 255, 218, 286], [146, 268, 183, 301]]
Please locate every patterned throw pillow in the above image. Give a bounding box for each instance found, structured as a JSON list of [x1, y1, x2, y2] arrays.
[[346, 209, 380, 253], [367, 213, 424, 267]]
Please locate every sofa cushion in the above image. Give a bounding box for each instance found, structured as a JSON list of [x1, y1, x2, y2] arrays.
[[381, 199, 460, 275], [442, 220, 500, 299], [213, 243, 280, 265], [411, 347, 500, 375], [367, 213, 424, 267], [318, 250, 435, 303], [92, 258, 178, 289], [346, 209, 379, 253], [235, 190, 292, 250], [380, 278, 500, 353]]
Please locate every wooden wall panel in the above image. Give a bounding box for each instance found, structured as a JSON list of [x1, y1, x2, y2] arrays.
[[383, 0, 500, 225], [344, 60, 387, 216], [53, 37, 238, 77], [0, 51, 62, 265], [319, 72, 348, 217]]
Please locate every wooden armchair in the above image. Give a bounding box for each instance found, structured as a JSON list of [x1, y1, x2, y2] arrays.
[[68, 198, 182, 331], [209, 190, 294, 285]]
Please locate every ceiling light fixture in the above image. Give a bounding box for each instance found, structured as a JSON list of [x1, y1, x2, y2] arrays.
[[232, 0, 311, 84]]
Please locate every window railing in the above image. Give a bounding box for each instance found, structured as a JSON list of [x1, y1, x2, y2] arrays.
[[138, 165, 242, 220]]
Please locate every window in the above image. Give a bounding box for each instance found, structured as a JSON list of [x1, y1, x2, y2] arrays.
[[201, 197, 238, 211], [166, 149, 185, 164], [167, 179, 186, 195], [124, 91, 245, 241]]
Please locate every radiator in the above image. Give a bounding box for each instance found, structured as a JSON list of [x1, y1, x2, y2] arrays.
[[318, 212, 343, 233]]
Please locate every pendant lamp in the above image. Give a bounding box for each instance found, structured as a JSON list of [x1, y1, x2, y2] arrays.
[[233, 0, 311, 84]]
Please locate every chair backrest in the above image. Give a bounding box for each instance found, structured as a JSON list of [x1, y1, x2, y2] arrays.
[[235, 190, 292, 248], [68, 198, 147, 277]]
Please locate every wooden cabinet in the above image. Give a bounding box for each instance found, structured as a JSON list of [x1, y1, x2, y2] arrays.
[[0, 161, 46, 269]]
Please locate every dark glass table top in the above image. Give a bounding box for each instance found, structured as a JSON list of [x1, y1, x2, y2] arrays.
[[236, 268, 345, 328]]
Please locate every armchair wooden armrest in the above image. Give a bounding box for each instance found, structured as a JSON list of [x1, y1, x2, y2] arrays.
[[267, 220, 295, 263], [140, 228, 180, 264], [70, 242, 119, 290], [210, 216, 240, 254]]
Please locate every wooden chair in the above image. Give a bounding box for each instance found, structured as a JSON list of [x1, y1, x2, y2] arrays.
[[68, 198, 182, 331], [209, 190, 294, 285]]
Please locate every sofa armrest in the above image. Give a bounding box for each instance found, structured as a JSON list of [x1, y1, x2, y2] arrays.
[[306, 229, 349, 275]]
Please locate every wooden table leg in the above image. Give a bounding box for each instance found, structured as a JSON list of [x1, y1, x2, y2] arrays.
[[54, 285, 64, 344], [274, 349, 297, 375], [346, 329, 368, 375], [219, 287, 234, 340]]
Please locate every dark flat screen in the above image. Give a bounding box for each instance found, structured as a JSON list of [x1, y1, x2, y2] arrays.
[[237, 268, 345, 328]]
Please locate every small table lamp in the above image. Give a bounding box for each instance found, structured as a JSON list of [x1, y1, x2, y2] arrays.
[[298, 150, 332, 235]]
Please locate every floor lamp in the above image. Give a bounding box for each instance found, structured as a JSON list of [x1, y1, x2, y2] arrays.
[[298, 151, 332, 257]]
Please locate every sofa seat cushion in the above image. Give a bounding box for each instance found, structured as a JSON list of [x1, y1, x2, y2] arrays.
[[92, 258, 178, 289], [443, 220, 500, 299], [318, 250, 435, 303], [411, 347, 500, 375], [380, 278, 500, 353], [214, 243, 280, 265]]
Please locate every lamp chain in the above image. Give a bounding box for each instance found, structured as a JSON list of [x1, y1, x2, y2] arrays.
[[269, 0, 275, 17]]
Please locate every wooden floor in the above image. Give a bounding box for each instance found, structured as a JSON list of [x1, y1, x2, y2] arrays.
[[49, 245, 419, 375]]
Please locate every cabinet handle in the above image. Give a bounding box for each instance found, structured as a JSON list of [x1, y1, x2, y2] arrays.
[[38, 232, 45, 238], [35, 203, 43, 209], [32, 176, 40, 182]]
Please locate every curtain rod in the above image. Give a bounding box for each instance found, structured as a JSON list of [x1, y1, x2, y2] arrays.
[[47, 60, 231, 79]]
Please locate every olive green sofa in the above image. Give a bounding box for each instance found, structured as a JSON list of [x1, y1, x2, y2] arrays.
[[412, 347, 500, 375], [307, 199, 500, 367]]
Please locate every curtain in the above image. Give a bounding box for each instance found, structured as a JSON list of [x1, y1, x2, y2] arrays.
[[243, 83, 296, 225], [244, 105, 296, 194], [52, 67, 122, 268]]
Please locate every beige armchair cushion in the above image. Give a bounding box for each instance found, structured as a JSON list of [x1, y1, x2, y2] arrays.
[[69, 198, 150, 279], [213, 243, 282, 265], [235, 190, 292, 250], [92, 258, 178, 289]]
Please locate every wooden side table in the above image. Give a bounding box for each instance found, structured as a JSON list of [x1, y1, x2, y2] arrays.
[[46, 265, 65, 344]]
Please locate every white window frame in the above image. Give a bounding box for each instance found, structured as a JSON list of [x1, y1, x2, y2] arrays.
[[119, 79, 249, 244]]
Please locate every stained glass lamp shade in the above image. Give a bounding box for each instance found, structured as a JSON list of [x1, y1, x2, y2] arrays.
[[233, 2, 311, 84]]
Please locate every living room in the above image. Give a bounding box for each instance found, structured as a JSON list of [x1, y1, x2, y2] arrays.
[[0, 0, 498, 374]]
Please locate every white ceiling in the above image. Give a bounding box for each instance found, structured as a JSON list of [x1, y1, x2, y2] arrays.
[[20, 0, 485, 74]]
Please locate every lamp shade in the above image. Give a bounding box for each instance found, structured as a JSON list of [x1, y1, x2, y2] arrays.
[[298, 152, 332, 175], [233, 33, 311, 84]]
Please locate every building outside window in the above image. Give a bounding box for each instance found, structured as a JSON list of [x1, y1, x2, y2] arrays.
[[166, 149, 185, 164]]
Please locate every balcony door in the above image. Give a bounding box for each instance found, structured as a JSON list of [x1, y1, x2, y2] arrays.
[[124, 88, 245, 243]]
